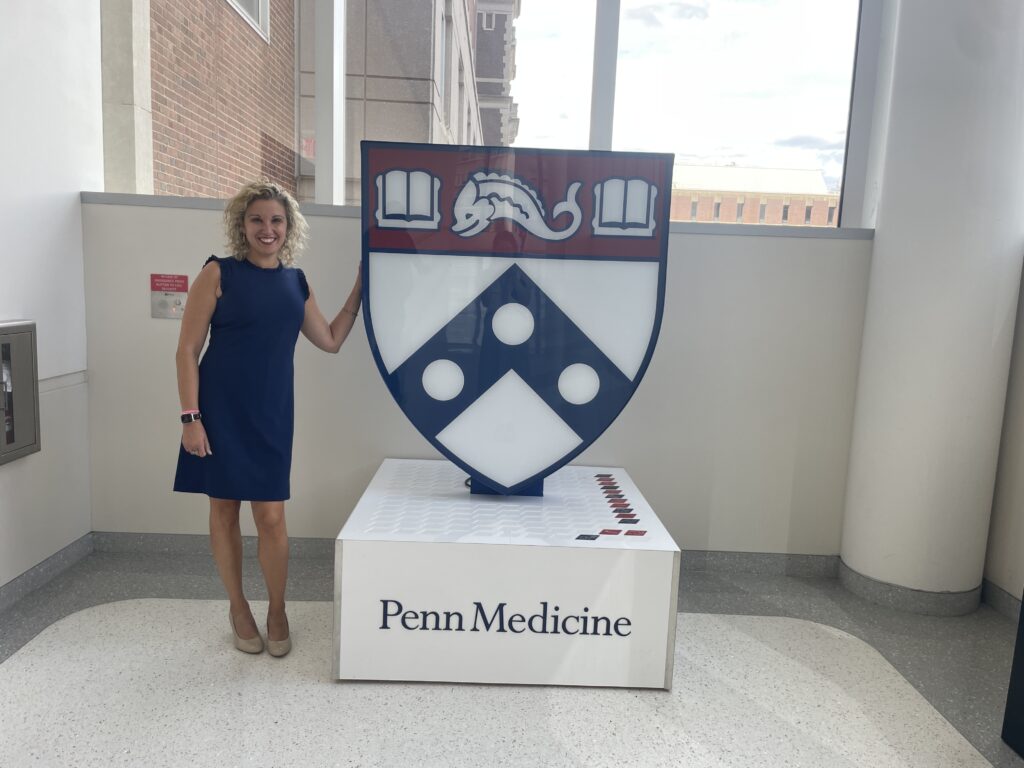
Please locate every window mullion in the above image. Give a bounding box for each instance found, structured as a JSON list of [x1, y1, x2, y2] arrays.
[[589, 0, 620, 151]]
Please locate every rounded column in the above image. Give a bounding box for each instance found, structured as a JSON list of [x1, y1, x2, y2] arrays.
[[841, 1, 1024, 613]]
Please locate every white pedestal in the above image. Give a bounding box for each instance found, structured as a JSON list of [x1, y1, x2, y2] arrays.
[[334, 459, 680, 689]]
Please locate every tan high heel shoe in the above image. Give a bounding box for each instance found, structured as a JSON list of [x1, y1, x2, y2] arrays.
[[266, 615, 291, 658], [229, 611, 264, 654]]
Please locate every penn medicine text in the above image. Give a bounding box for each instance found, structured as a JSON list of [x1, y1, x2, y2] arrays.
[[379, 599, 632, 637]]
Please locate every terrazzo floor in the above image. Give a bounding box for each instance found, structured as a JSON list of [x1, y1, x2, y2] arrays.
[[0, 599, 992, 767], [0, 549, 1022, 767]]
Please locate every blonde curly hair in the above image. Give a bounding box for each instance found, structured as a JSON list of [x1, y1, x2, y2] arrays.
[[224, 180, 309, 267]]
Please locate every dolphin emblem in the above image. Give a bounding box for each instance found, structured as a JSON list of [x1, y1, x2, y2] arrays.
[[451, 171, 582, 241]]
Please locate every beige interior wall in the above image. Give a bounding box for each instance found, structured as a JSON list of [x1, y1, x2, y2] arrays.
[[0, 1, 102, 589], [82, 198, 871, 554], [987, 269, 1024, 600], [0, 378, 92, 588], [579, 231, 870, 555]]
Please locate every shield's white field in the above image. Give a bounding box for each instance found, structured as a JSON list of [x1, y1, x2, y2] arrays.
[[367, 251, 660, 490], [368, 252, 659, 378]]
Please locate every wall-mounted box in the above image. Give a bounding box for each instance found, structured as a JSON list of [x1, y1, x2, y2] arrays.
[[0, 321, 40, 465]]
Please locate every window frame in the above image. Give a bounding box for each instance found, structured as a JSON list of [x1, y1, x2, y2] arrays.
[[225, 0, 270, 41], [588, 0, 868, 230]]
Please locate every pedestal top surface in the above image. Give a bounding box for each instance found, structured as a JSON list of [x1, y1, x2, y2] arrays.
[[339, 459, 678, 551]]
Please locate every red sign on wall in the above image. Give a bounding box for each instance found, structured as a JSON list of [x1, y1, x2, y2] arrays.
[[150, 274, 188, 292]]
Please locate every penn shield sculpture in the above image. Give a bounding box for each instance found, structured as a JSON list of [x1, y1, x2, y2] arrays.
[[362, 141, 673, 496]]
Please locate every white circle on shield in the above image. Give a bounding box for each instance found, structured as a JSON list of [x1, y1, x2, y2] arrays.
[[558, 363, 600, 405], [492, 303, 535, 345], [422, 359, 464, 401]]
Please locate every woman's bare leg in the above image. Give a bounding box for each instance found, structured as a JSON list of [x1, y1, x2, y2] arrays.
[[252, 501, 289, 640], [209, 497, 259, 639]]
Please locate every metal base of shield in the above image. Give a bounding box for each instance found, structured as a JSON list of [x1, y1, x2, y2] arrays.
[[334, 459, 681, 689]]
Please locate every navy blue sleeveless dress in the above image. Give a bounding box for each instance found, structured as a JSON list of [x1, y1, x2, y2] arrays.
[[174, 256, 309, 501]]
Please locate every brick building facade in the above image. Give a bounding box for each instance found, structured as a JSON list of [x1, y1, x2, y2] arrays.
[[150, 0, 296, 197], [670, 191, 838, 226], [669, 166, 840, 227]]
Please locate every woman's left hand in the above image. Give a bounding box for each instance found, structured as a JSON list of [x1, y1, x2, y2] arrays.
[[301, 265, 363, 353], [181, 420, 213, 458]]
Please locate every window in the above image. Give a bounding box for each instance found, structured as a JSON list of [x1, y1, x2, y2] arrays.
[[713, 201, 721, 222], [690, 200, 698, 220], [804, 205, 812, 224], [782, 204, 790, 223], [827, 204, 836, 225], [296, 1, 858, 214], [225, 0, 269, 39], [511, 2, 596, 150], [612, 0, 858, 226], [303, 0, 543, 203]]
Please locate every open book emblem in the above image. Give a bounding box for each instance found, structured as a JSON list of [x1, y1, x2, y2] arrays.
[[592, 178, 659, 237], [361, 141, 673, 496], [374, 169, 442, 230]]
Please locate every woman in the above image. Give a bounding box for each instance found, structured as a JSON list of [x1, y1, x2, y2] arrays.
[[174, 180, 361, 657]]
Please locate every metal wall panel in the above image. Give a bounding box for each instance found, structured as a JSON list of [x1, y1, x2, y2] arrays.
[[0, 321, 40, 465]]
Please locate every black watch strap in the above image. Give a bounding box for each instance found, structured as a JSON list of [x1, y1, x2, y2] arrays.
[[181, 412, 202, 423]]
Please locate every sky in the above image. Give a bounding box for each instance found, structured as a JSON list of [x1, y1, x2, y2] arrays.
[[511, 0, 860, 191]]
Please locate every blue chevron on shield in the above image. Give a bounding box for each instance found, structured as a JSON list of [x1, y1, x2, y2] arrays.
[[361, 141, 673, 496]]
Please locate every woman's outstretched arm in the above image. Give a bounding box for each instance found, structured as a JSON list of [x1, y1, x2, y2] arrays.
[[301, 267, 362, 354]]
